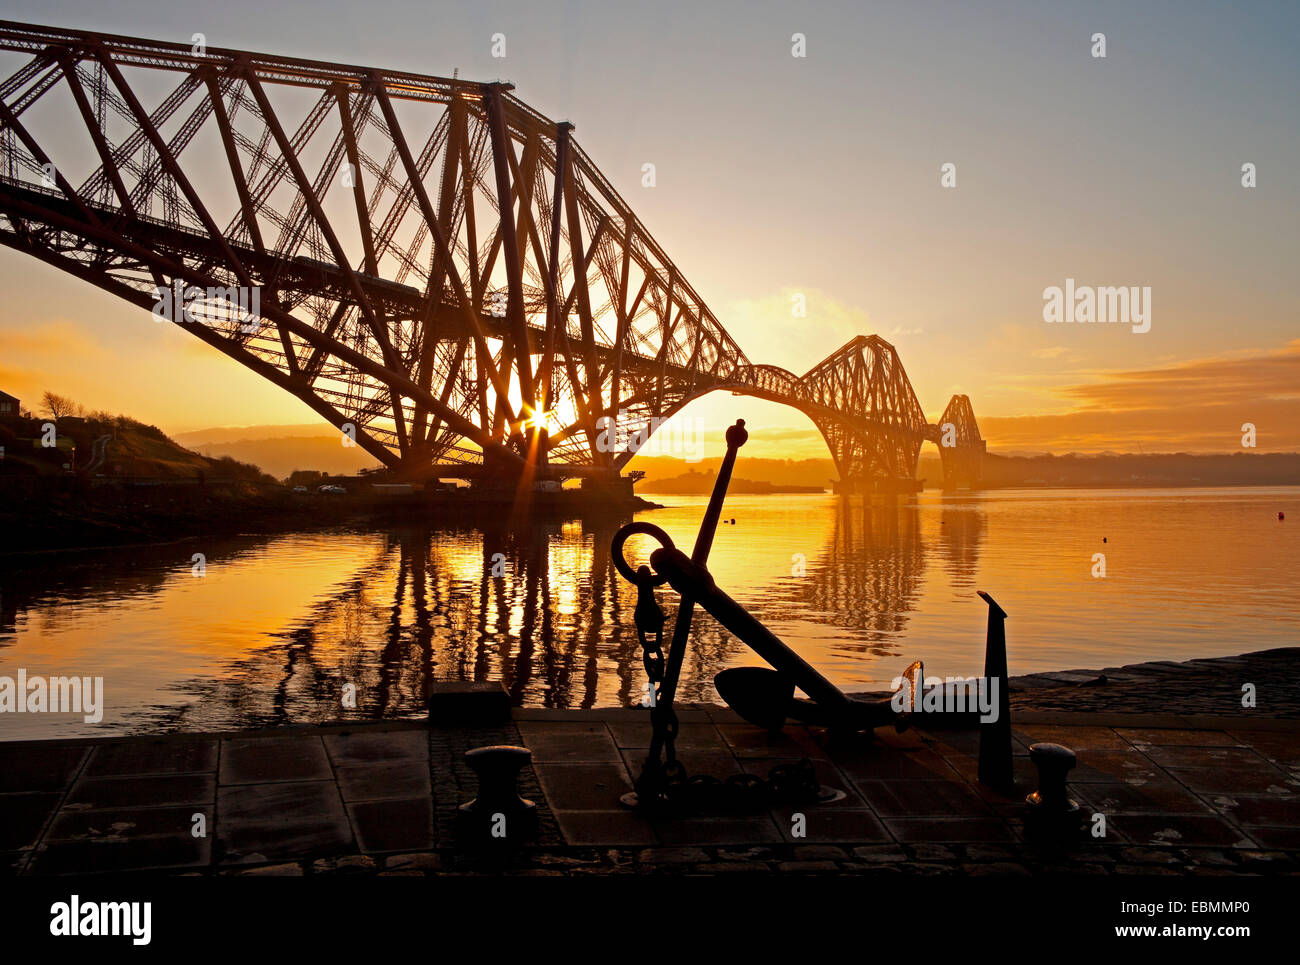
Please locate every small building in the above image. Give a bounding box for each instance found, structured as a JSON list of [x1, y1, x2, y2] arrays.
[[0, 390, 18, 416]]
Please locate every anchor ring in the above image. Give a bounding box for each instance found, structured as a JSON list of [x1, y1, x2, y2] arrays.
[[611, 522, 676, 586]]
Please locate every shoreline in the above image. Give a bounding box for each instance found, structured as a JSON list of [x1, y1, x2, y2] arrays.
[[0, 487, 663, 557], [850, 647, 1300, 721], [3, 648, 1294, 745]]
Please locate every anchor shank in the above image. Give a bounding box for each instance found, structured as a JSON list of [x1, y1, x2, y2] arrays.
[[654, 420, 749, 712], [691, 421, 745, 565]]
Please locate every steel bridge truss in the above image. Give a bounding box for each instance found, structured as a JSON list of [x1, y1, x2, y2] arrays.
[[0, 22, 984, 489]]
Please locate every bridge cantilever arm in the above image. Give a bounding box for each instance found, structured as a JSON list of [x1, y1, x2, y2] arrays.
[[0, 184, 525, 468]]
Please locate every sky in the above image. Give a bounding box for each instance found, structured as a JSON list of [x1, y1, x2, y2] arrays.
[[1, 0, 1297, 458]]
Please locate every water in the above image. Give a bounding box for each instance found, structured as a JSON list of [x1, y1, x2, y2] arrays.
[[1, 487, 1296, 740]]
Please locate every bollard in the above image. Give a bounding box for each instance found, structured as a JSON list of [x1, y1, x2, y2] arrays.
[[1025, 742, 1083, 842], [976, 591, 1013, 793], [459, 745, 537, 841]]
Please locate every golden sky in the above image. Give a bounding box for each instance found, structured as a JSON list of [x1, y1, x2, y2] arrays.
[[1, 1, 1297, 458]]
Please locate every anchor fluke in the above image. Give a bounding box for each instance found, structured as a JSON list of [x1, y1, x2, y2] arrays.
[[714, 660, 926, 734], [714, 667, 795, 732]]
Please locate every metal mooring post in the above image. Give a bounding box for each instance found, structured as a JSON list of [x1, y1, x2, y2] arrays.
[[1025, 742, 1083, 843], [459, 745, 537, 842], [976, 590, 1013, 792]]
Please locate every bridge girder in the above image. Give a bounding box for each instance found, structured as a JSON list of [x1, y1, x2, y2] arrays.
[[935, 393, 985, 488], [0, 21, 983, 488]]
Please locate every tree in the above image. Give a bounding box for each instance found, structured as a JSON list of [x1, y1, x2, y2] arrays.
[[41, 391, 82, 420]]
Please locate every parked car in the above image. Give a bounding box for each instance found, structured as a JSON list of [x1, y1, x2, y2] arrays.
[[292, 485, 308, 493], [318, 484, 347, 494]]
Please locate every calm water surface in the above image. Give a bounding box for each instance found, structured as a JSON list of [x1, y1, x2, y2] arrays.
[[1, 487, 1296, 739]]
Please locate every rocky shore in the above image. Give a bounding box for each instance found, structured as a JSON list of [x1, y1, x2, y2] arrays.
[[848, 648, 1300, 720]]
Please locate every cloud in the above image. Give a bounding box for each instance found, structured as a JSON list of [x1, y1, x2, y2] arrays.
[[1058, 340, 1300, 410], [677, 338, 1300, 455], [984, 340, 1300, 452], [0, 363, 45, 398]]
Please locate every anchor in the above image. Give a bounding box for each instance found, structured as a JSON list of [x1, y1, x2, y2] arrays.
[[612, 419, 1014, 811], [612, 420, 928, 812]]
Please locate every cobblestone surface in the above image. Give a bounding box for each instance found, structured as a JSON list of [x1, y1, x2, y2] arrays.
[[3, 650, 1298, 877], [1010, 648, 1300, 718]]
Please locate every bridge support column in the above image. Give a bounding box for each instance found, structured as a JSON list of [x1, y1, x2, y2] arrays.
[[834, 477, 922, 495], [580, 470, 636, 504], [939, 440, 986, 491]]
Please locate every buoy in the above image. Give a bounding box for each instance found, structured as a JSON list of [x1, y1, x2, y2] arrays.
[[1102, 537, 1107, 543], [1279, 512, 1286, 521]]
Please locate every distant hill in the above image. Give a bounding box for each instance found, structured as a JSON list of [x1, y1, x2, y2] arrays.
[[971, 451, 1300, 488], [171, 423, 345, 446], [641, 466, 826, 495], [0, 413, 272, 482], [630, 454, 837, 490], [173, 430, 381, 480], [156, 422, 1300, 490]]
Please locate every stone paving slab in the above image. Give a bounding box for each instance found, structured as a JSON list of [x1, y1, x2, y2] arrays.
[[220, 736, 333, 784], [1, 709, 1297, 876], [336, 760, 430, 802], [216, 779, 352, 863], [85, 738, 218, 777]]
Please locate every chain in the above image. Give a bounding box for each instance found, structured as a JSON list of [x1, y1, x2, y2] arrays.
[[633, 566, 681, 800], [632, 566, 824, 812], [660, 757, 824, 814], [634, 565, 664, 686]]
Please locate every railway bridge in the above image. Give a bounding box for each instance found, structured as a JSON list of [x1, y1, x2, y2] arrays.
[[0, 21, 984, 493]]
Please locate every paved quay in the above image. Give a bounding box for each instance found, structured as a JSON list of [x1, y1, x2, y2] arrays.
[[2, 700, 1298, 877]]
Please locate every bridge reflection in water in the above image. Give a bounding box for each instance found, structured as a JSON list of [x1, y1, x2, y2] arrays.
[[141, 495, 983, 728], [7, 488, 1296, 741]]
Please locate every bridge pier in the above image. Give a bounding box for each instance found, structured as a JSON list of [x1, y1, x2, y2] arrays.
[[579, 471, 637, 504], [833, 477, 923, 496], [938, 440, 987, 491]]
